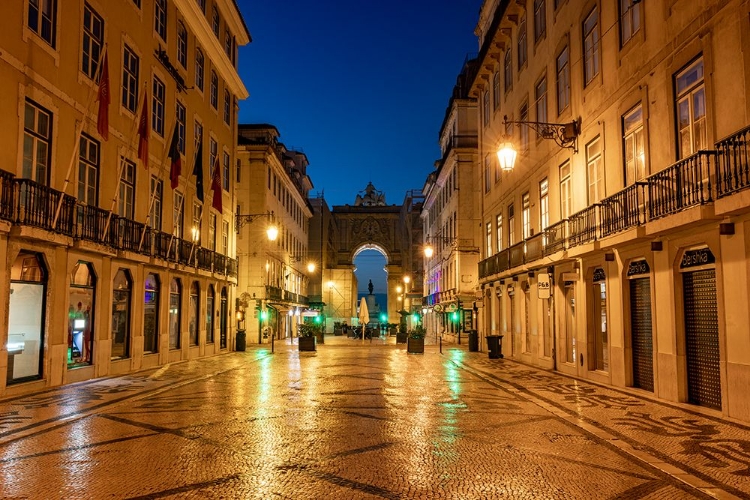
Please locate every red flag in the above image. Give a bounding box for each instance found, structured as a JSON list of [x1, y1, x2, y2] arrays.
[[137, 92, 150, 168], [168, 126, 181, 189], [96, 52, 110, 140], [211, 154, 222, 212]]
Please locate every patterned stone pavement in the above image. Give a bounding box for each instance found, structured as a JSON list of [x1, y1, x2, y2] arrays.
[[1, 334, 749, 499]]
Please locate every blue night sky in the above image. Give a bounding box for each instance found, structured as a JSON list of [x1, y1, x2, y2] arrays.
[[235, 0, 483, 207]]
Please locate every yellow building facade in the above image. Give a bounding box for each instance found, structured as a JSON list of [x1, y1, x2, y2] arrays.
[[472, 0, 750, 421], [0, 0, 248, 395]]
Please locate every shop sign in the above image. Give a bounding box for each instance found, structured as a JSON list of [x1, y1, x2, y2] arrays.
[[537, 273, 551, 299], [680, 248, 715, 269], [627, 259, 650, 277], [446, 303, 458, 312], [433, 304, 443, 313]]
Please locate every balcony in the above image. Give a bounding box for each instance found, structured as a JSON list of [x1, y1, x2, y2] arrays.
[[567, 205, 598, 248], [647, 151, 716, 219], [716, 125, 750, 198]]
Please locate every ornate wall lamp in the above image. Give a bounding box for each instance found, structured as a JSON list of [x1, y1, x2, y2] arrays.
[[235, 210, 278, 241], [497, 115, 581, 172], [423, 235, 457, 258]]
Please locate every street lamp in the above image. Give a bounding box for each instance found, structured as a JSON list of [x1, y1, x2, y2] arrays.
[[235, 210, 278, 240], [497, 115, 581, 172], [423, 235, 457, 258]]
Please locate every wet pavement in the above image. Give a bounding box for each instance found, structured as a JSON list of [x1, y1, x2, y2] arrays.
[[1, 334, 749, 499]]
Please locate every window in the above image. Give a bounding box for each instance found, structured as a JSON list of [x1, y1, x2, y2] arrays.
[[593, 270, 608, 371], [149, 176, 163, 230], [28, 0, 57, 47], [620, 0, 641, 47], [492, 71, 500, 109], [210, 71, 218, 109], [209, 138, 218, 177], [223, 89, 231, 124], [496, 214, 503, 252], [518, 16, 527, 68], [483, 90, 490, 126], [196, 0, 205, 12], [212, 5, 220, 37], [586, 136, 604, 203], [68, 262, 95, 367], [675, 57, 707, 159], [222, 220, 229, 255], [522, 192, 531, 239], [77, 134, 99, 205], [484, 155, 491, 193], [520, 102, 529, 152], [173, 191, 184, 238], [118, 159, 135, 219], [189, 282, 199, 346], [177, 22, 187, 68], [112, 269, 132, 359], [152, 77, 165, 136], [583, 6, 600, 86], [192, 202, 202, 244], [208, 214, 216, 251], [535, 76, 547, 131], [173, 102, 186, 155], [169, 278, 181, 349], [539, 178, 549, 230], [222, 151, 230, 191], [143, 273, 159, 353], [508, 204, 515, 246], [556, 46, 570, 114], [195, 48, 204, 91], [560, 162, 571, 219], [81, 3, 104, 79], [224, 29, 232, 59], [194, 121, 203, 152], [154, 0, 166, 40], [122, 45, 139, 113], [486, 222, 492, 257], [623, 104, 645, 184], [23, 100, 52, 184], [206, 286, 214, 343], [534, 0, 546, 42], [504, 49, 512, 92]]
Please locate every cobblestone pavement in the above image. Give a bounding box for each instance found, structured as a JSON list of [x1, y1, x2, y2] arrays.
[[1, 335, 749, 499]]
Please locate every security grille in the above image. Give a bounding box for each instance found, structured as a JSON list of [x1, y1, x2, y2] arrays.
[[683, 270, 722, 410], [630, 277, 654, 391]]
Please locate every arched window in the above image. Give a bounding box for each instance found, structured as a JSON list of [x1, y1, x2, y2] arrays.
[[8, 251, 47, 383], [189, 282, 199, 346], [144, 273, 160, 353], [112, 269, 132, 359], [206, 285, 215, 343], [220, 287, 228, 348], [69, 262, 96, 367], [169, 278, 182, 349]]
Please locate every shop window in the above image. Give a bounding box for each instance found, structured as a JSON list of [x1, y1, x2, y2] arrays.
[[144, 273, 160, 353], [220, 287, 228, 348], [189, 282, 199, 346], [169, 278, 182, 349], [206, 285, 215, 343], [68, 261, 96, 368], [8, 252, 47, 383], [111, 269, 132, 359]]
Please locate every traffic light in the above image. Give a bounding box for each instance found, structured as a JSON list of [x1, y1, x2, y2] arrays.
[[451, 311, 459, 323], [380, 313, 387, 323], [314, 315, 322, 324], [260, 309, 268, 321]]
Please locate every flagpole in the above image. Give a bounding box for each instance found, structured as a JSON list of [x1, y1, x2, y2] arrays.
[[187, 135, 203, 264], [52, 45, 107, 231]]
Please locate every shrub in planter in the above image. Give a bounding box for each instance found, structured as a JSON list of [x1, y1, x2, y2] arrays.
[[406, 325, 425, 354]]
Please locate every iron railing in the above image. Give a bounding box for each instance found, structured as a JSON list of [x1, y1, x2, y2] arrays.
[[544, 220, 567, 255], [0, 170, 15, 221], [568, 205, 598, 248], [716, 124, 750, 198], [648, 151, 716, 219], [15, 178, 76, 235], [599, 183, 646, 238]]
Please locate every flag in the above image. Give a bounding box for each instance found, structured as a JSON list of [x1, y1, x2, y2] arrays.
[[137, 91, 149, 168], [96, 52, 110, 140], [192, 139, 204, 202], [168, 126, 181, 189], [211, 154, 222, 212]]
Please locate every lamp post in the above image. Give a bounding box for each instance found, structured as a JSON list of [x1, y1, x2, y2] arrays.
[[496, 115, 581, 172]]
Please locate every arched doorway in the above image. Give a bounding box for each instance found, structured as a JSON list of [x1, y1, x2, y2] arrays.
[[353, 245, 388, 330], [68, 261, 96, 368]]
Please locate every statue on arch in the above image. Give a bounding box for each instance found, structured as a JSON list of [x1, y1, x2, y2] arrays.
[[368, 279, 374, 295]]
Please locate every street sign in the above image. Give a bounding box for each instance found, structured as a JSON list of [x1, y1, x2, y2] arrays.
[[538, 273, 551, 299]]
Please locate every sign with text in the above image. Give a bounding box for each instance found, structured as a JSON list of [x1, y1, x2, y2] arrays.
[[627, 259, 650, 277], [537, 273, 551, 299], [680, 248, 715, 269]]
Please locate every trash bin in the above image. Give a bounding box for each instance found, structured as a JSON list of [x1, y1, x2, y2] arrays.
[[468, 330, 479, 352], [236, 329, 246, 352], [486, 335, 503, 359]]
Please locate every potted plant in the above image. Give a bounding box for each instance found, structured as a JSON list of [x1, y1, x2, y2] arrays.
[[298, 324, 316, 352], [333, 321, 343, 336], [407, 325, 426, 354], [396, 322, 408, 344]]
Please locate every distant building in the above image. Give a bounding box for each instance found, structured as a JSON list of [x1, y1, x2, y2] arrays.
[[471, 0, 750, 421], [0, 0, 249, 394], [236, 124, 314, 343]]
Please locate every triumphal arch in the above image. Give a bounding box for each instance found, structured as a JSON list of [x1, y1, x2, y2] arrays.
[[323, 183, 424, 327]]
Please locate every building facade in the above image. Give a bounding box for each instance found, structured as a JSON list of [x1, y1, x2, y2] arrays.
[[236, 124, 314, 343], [1, 0, 248, 395], [471, 0, 750, 422], [421, 58, 482, 341]]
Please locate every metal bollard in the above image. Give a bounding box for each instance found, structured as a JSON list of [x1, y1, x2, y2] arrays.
[[439, 336, 442, 354], [271, 334, 275, 354]]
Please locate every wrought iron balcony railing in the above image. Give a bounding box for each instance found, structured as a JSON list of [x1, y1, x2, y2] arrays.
[[647, 151, 716, 219], [716, 124, 750, 198]]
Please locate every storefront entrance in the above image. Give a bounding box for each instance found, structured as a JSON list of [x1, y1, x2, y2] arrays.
[[628, 259, 654, 392]]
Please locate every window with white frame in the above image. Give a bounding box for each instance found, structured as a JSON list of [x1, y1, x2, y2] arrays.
[[177, 22, 187, 68], [539, 178, 549, 230], [518, 16, 527, 68], [149, 176, 162, 230], [586, 136, 604, 203], [195, 48, 204, 91], [496, 214, 503, 251], [559, 162, 571, 219], [192, 202, 202, 244], [620, 0, 641, 47], [504, 49, 512, 93], [118, 158, 135, 219], [78, 134, 99, 205], [208, 214, 216, 250], [535, 76, 547, 131], [222, 151, 230, 191], [583, 6, 600, 86], [483, 90, 490, 126], [152, 76, 165, 136], [675, 57, 707, 159], [522, 192, 531, 239], [623, 104, 645, 184], [173, 191, 184, 238], [520, 102, 529, 152], [534, 0, 546, 42], [493, 71, 500, 110], [209, 138, 217, 176], [82, 3, 104, 80], [194, 120, 203, 151], [176, 101, 186, 154], [154, 0, 166, 40], [484, 155, 491, 193], [223, 89, 231, 124], [486, 222, 492, 257], [28, 0, 57, 48], [122, 45, 139, 113], [222, 220, 229, 255], [210, 71, 218, 109], [23, 100, 52, 184], [556, 46, 570, 114], [508, 203, 515, 246], [212, 5, 220, 37]]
